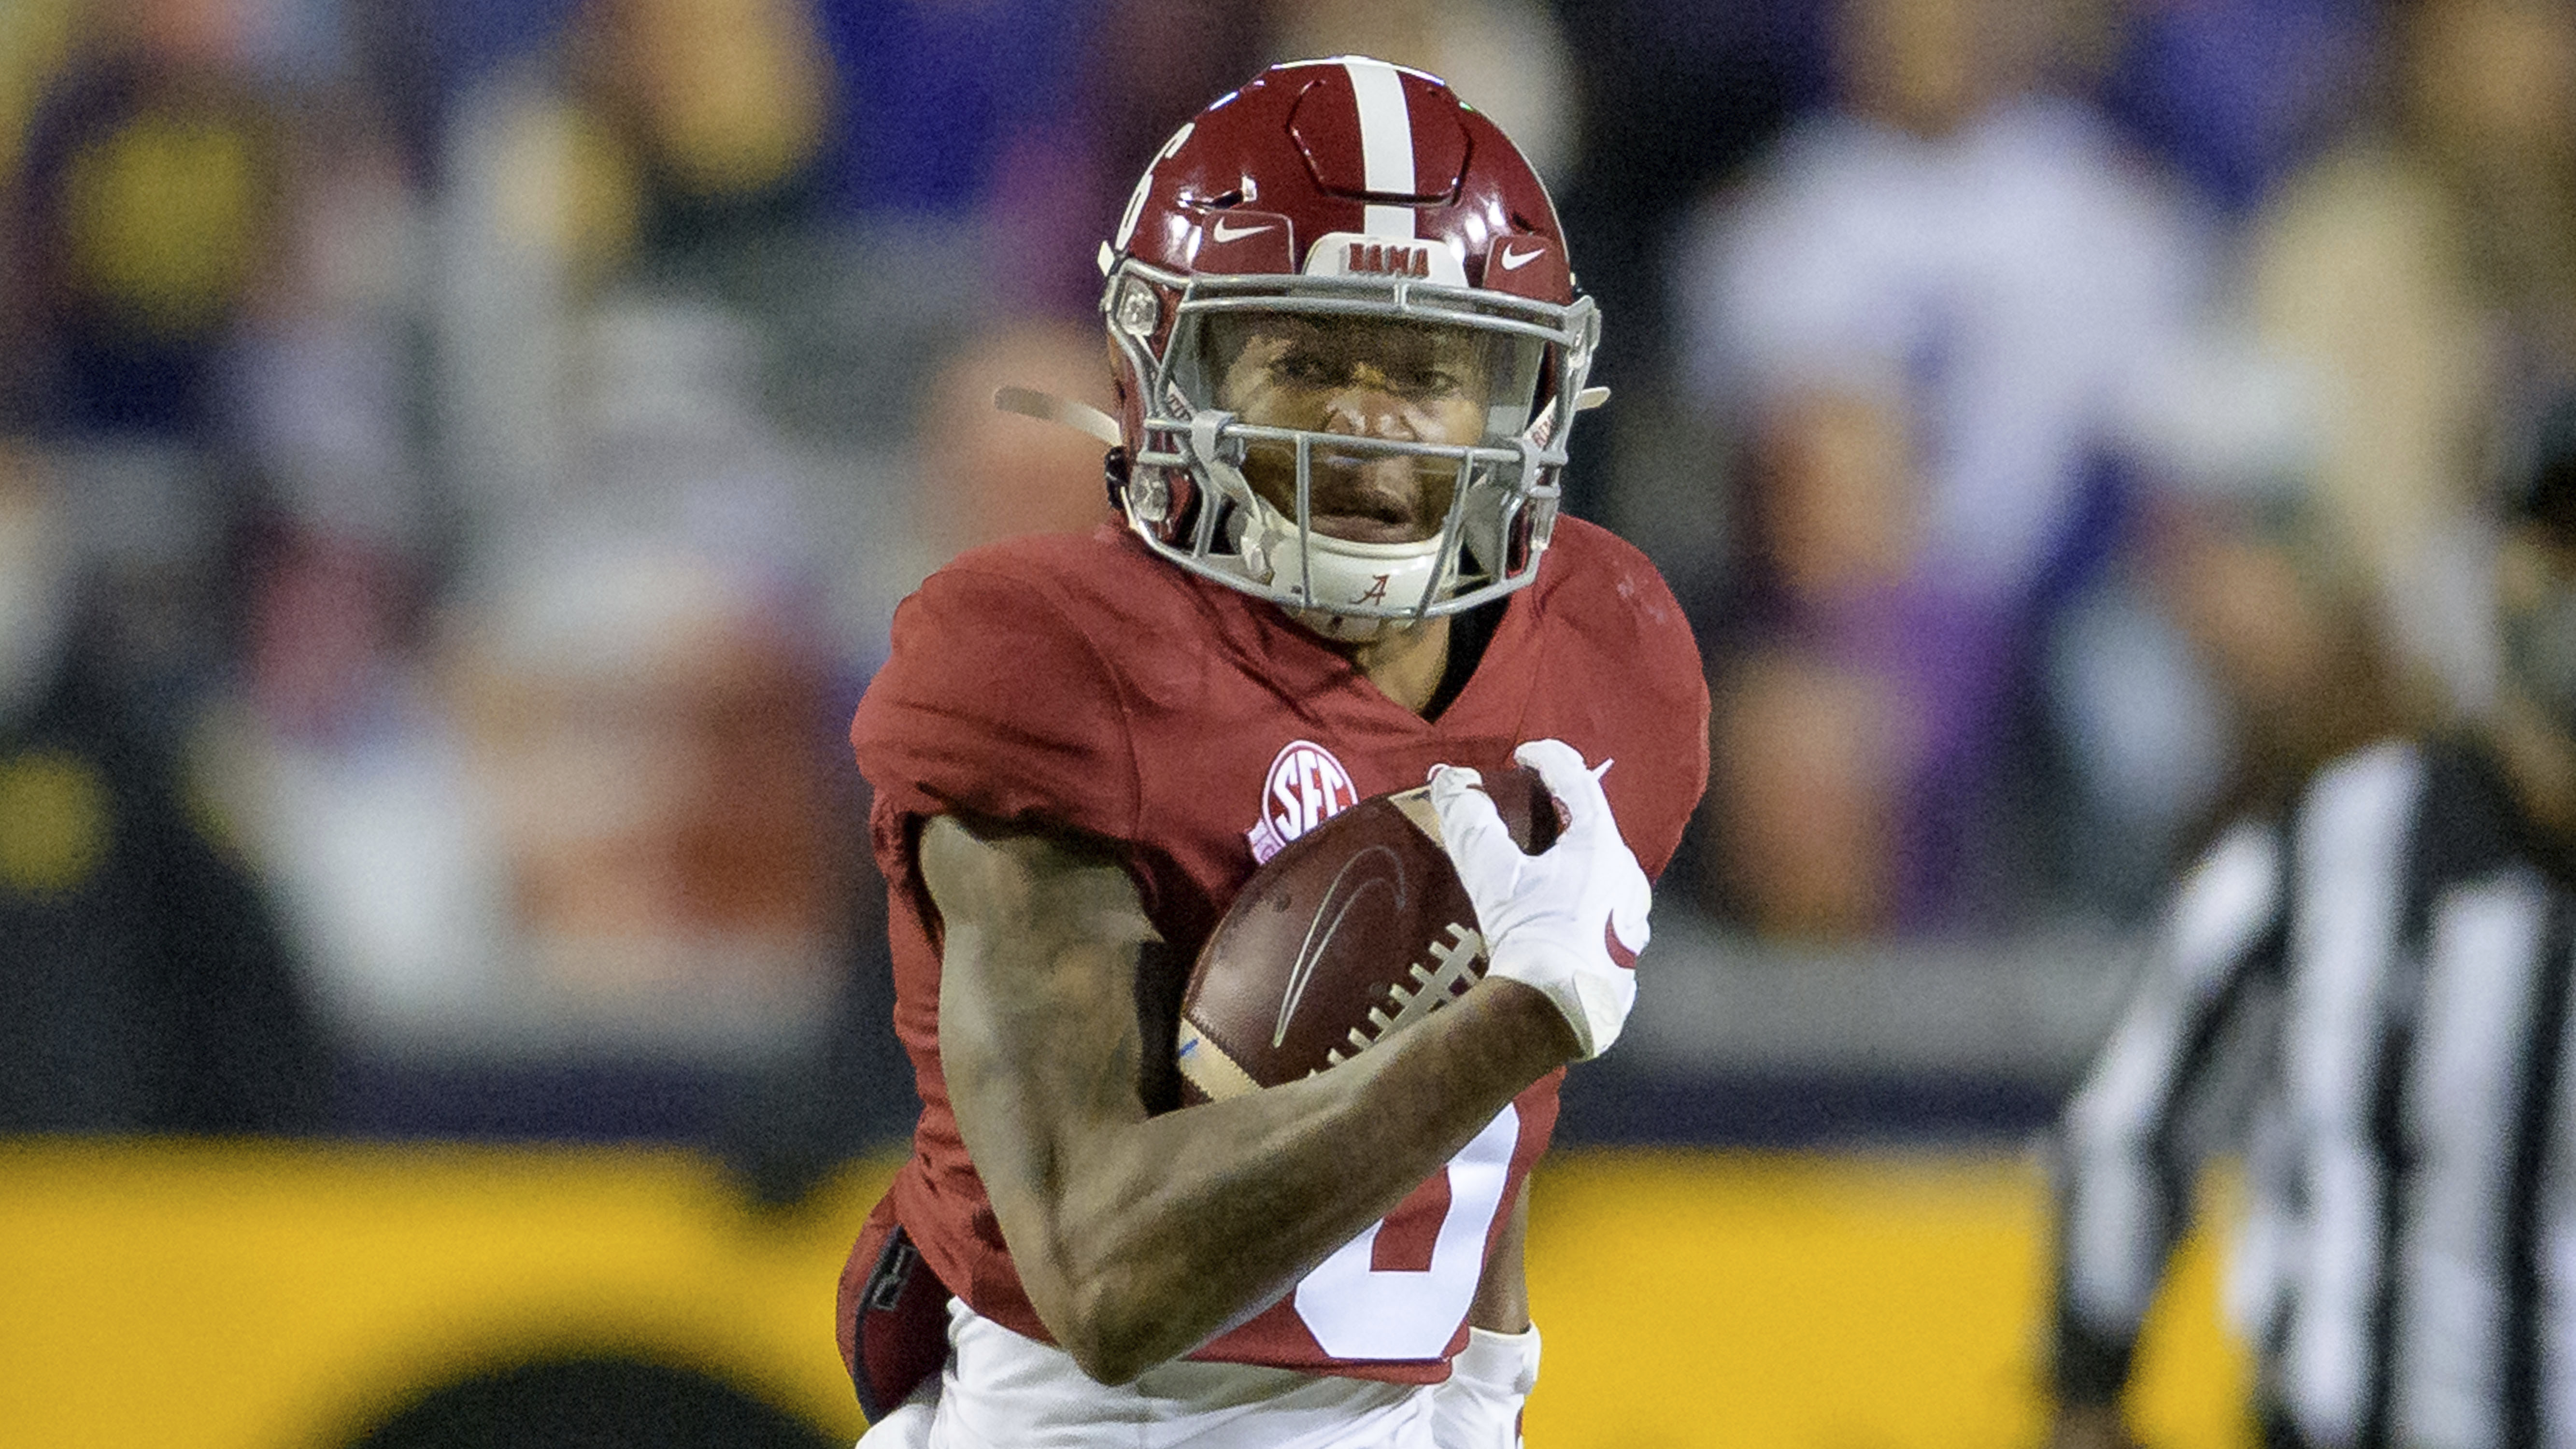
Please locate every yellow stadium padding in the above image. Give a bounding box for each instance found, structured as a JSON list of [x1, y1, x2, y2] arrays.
[[1522, 1150, 2251, 1449], [0, 1140, 2249, 1448], [0, 1139, 888, 1448]]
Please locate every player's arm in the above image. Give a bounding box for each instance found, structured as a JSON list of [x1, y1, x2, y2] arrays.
[[2049, 820, 2285, 1442], [925, 813, 1574, 1385]]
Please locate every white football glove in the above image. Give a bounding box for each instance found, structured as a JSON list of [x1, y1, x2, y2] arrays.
[[1428, 739, 1651, 1060]]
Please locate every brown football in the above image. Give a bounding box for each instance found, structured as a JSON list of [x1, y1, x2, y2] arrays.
[[1175, 763, 1558, 1105]]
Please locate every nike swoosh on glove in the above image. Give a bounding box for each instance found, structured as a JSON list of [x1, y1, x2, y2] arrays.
[[1427, 739, 1651, 1060]]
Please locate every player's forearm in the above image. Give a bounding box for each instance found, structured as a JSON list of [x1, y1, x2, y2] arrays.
[[1035, 980, 1569, 1381], [924, 812, 1567, 1381]]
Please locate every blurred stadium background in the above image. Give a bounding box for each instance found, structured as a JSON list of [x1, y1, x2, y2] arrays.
[[4, 0, 2566, 1441]]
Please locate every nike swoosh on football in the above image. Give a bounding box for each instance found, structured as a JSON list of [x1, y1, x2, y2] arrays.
[[1211, 220, 1272, 243], [1275, 845, 1407, 1049], [1498, 245, 1543, 270]]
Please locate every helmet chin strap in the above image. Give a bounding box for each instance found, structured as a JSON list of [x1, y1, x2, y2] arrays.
[[993, 386, 1122, 446]]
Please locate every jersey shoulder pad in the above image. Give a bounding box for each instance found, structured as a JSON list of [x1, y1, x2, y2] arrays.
[[852, 530, 1162, 839]]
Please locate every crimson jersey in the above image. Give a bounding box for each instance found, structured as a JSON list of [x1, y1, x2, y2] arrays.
[[837, 518, 1708, 1384]]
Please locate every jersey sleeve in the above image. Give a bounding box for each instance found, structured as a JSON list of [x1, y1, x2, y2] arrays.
[[1621, 563, 1712, 884], [851, 562, 1142, 845], [1545, 521, 1711, 884], [2050, 817, 2288, 1406]]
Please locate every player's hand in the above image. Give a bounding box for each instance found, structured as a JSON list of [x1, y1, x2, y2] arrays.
[[1427, 739, 1650, 1060]]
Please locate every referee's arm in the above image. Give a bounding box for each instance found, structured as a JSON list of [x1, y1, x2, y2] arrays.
[[2049, 818, 2289, 1435]]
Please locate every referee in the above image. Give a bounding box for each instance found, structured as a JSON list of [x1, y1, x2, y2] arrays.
[[2049, 407, 2576, 1449]]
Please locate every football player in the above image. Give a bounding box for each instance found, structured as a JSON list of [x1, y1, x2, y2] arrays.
[[837, 57, 1710, 1448]]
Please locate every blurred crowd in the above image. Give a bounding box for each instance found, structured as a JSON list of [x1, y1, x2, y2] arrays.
[[1, 0, 2568, 1139], [1677, 0, 2573, 946]]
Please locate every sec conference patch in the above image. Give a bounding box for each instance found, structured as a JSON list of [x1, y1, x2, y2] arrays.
[[0, 750, 110, 897], [1244, 739, 1358, 864]]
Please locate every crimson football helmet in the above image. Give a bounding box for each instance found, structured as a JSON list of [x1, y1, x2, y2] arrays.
[[1089, 57, 1602, 639]]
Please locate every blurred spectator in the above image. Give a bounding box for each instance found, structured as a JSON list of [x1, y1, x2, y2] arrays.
[[2240, 0, 2576, 721], [228, 295, 863, 1048], [261, 0, 955, 1075], [2142, 485, 2407, 802], [224, 95, 434, 758], [0, 0, 79, 420], [442, 533, 841, 1009], [2074, 339, 2418, 909], [5, 0, 324, 752], [566, 0, 838, 264], [0, 0, 80, 182], [229, 95, 425, 540], [1262, 0, 1579, 185], [1713, 644, 1907, 938], [12, 0, 289, 437], [2100, 0, 2378, 216], [0, 439, 325, 1133], [1674, 0, 2212, 936], [429, 0, 850, 536], [1702, 385, 1920, 936], [1549, 0, 1817, 377], [797, 0, 1238, 321]]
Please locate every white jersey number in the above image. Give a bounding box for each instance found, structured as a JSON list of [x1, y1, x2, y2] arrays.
[[1292, 1104, 1521, 1359]]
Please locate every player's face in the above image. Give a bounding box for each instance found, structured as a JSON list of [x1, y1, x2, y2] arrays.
[[1211, 315, 1499, 545]]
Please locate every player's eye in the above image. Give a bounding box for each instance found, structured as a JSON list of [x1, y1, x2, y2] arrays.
[[1272, 350, 1344, 386]]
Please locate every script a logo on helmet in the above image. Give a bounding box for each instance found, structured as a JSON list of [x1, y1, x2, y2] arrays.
[[1246, 740, 1360, 864]]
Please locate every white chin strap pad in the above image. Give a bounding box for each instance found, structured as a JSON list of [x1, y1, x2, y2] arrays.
[[1173, 410, 1463, 632], [1250, 508, 1443, 613]]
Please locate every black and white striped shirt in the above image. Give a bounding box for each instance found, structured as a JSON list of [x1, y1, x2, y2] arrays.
[[2055, 735, 2576, 1449]]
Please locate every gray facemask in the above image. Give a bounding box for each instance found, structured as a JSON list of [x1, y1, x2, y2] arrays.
[[2504, 580, 2576, 738]]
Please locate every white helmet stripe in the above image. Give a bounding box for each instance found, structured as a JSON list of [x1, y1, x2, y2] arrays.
[[1342, 57, 1416, 239]]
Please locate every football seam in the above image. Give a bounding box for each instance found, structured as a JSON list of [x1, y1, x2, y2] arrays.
[[1177, 1017, 1265, 1101], [1320, 922, 1486, 1071]]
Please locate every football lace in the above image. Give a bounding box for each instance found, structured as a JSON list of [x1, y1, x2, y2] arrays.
[[1322, 923, 1487, 1068]]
